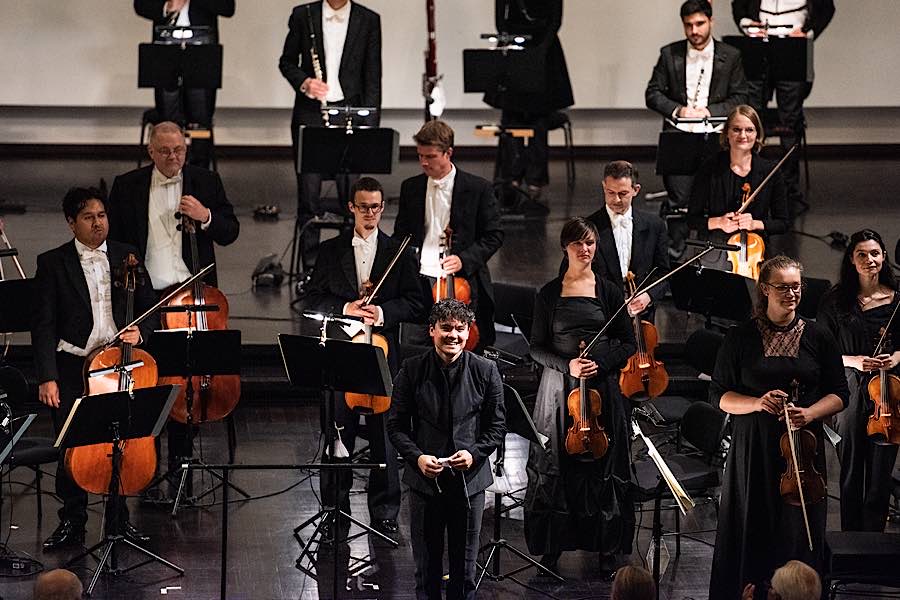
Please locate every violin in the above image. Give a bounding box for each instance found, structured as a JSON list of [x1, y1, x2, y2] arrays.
[[726, 182, 765, 280], [432, 227, 479, 351], [65, 254, 159, 496], [565, 341, 609, 459], [779, 380, 825, 551], [866, 315, 900, 443], [619, 271, 669, 400], [159, 213, 240, 424]]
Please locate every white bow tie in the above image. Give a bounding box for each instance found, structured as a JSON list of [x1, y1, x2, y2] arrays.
[[611, 214, 630, 228], [80, 248, 106, 260], [430, 179, 447, 191], [159, 175, 182, 186], [352, 236, 370, 247], [326, 13, 345, 23]]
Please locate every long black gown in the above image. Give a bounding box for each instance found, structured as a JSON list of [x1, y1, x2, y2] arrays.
[[709, 316, 848, 599], [818, 291, 900, 531], [525, 277, 637, 556]]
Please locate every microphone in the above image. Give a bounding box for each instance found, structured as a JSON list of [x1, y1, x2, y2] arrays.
[[684, 239, 743, 252]]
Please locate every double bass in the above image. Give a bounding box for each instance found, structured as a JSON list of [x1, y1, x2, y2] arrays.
[[159, 214, 240, 424], [65, 254, 158, 496], [866, 303, 900, 443], [432, 227, 479, 351], [619, 271, 669, 400], [565, 341, 609, 458]]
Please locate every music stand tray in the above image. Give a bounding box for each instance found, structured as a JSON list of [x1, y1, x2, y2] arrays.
[[462, 48, 545, 94], [138, 43, 223, 89], [655, 131, 721, 176], [296, 126, 398, 176], [57, 386, 183, 596], [670, 265, 755, 324], [0, 279, 35, 333], [722, 35, 813, 82]]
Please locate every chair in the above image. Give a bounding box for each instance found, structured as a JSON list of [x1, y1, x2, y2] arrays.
[[546, 111, 575, 189], [490, 281, 538, 360], [1, 365, 58, 524], [825, 531, 900, 599]]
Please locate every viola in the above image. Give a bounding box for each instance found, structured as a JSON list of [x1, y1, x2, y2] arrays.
[[619, 271, 669, 400], [346, 281, 392, 415], [159, 213, 240, 424], [726, 182, 765, 280], [65, 254, 159, 496], [432, 226, 480, 350], [565, 341, 609, 459], [866, 322, 900, 443]]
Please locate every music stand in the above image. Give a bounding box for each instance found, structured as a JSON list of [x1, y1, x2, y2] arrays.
[[57, 386, 183, 596], [278, 333, 398, 598], [0, 414, 42, 583], [138, 43, 223, 91], [476, 384, 562, 592], [288, 125, 399, 282], [655, 130, 721, 177], [670, 263, 756, 326], [722, 35, 813, 83], [0, 279, 34, 332], [148, 327, 248, 515]]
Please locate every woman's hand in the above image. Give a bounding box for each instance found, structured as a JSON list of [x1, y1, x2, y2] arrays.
[[758, 389, 787, 415], [568, 357, 598, 379], [784, 403, 815, 428]]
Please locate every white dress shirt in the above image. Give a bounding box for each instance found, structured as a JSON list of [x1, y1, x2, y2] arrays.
[[343, 229, 384, 327], [606, 206, 633, 281], [322, 0, 351, 103], [162, 1, 191, 25], [419, 165, 456, 279], [57, 239, 118, 356], [676, 39, 718, 133], [146, 168, 193, 290]]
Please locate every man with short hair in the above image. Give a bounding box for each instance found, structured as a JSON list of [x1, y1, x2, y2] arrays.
[[646, 0, 748, 253], [561, 161, 669, 321], [387, 299, 506, 600], [394, 120, 504, 349], [32, 188, 157, 550], [303, 176, 422, 535], [33, 568, 83, 600]]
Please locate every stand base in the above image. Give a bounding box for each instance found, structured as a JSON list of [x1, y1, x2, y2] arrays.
[[476, 538, 564, 592], [66, 534, 183, 597], [170, 458, 251, 517]]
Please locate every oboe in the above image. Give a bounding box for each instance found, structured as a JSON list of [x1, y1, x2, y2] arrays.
[[305, 5, 330, 126]]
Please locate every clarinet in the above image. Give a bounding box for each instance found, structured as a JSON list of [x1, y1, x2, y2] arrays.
[[305, 5, 330, 126], [691, 66, 705, 109]]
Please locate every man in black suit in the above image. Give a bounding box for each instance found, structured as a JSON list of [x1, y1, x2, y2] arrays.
[[303, 176, 422, 535], [387, 299, 506, 600], [134, 0, 235, 169], [394, 120, 504, 350], [732, 0, 836, 214], [279, 0, 381, 270], [646, 0, 748, 254], [32, 187, 157, 550], [562, 161, 670, 321], [107, 121, 239, 479]]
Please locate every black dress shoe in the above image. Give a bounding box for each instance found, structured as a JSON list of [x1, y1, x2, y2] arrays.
[[42, 520, 85, 551], [373, 519, 398, 535], [124, 522, 150, 543]]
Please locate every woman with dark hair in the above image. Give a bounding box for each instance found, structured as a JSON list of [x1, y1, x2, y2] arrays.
[[709, 255, 847, 598], [817, 229, 900, 532], [524, 217, 636, 575], [687, 105, 790, 268]]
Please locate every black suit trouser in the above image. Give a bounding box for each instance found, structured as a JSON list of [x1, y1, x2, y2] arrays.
[[154, 87, 216, 169], [498, 110, 551, 187], [409, 483, 485, 600]]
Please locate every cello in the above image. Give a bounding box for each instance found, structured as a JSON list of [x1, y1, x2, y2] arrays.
[[565, 341, 609, 458], [432, 227, 480, 351], [159, 213, 240, 424], [619, 271, 669, 400], [64, 254, 159, 496], [345, 235, 412, 415], [866, 302, 900, 443]]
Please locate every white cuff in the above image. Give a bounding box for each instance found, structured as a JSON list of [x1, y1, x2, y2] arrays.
[[200, 208, 212, 230]]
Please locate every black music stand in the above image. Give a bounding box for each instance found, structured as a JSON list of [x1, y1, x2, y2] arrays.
[[58, 386, 182, 596], [0, 279, 34, 332], [148, 326, 248, 515], [476, 384, 562, 592], [138, 42, 223, 91], [278, 333, 398, 597], [0, 413, 43, 583], [722, 35, 813, 83], [655, 130, 721, 177], [670, 263, 756, 326], [289, 125, 399, 283]]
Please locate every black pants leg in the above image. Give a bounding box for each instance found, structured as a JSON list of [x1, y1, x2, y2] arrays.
[[154, 86, 215, 169], [53, 352, 89, 528], [364, 413, 401, 521], [320, 392, 358, 515], [773, 79, 807, 216], [499, 110, 550, 187]]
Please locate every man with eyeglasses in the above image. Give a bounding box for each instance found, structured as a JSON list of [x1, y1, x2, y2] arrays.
[[303, 176, 422, 536], [561, 161, 669, 321], [106, 120, 239, 488]]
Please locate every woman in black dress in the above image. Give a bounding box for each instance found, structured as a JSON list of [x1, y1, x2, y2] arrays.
[[525, 217, 636, 575], [687, 105, 790, 269], [709, 255, 848, 599], [817, 229, 900, 532]]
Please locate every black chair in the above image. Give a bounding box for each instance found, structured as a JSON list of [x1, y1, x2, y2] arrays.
[[546, 111, 575, 190], [1, 365, 58, 524], [825, 531, 900, 599]]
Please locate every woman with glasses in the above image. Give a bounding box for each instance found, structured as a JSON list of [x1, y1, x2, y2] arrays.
[[709, 255, 848, 599], [686, 105, 790, 268], [525, 217, 636, 577], [817, 229, 900, 532]]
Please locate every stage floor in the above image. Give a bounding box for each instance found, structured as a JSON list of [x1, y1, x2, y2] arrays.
[[1, 150, 899, 598]]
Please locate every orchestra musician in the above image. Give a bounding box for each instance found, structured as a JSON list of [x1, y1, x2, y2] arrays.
[[278, 0, 382, 271], [559, 161, 669, 322], [817, 229, 900, 532], [386, 299, 506, 600], [709, 255, 847, 598], [645, 0, 748, 255], [134, 0, 235, 169], [526, 217, 637, 576], [687, 104, 789, 266], [106, 120, 239, 484], [302, 176, 422, 536], [393, 120, 504, 349], [32, 187, 157, 550]]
